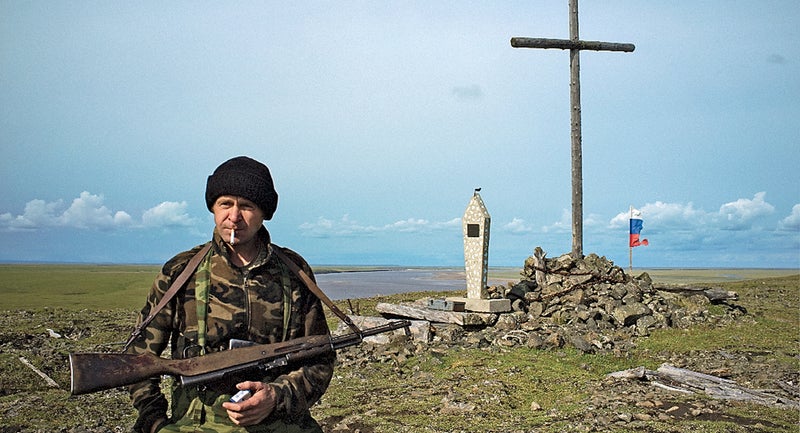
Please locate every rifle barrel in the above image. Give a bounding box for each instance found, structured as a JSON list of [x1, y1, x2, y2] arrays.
[[182, 320, 411, 386]]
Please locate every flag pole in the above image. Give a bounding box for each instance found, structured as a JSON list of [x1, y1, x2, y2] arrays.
[[628, 205, 633, 273]]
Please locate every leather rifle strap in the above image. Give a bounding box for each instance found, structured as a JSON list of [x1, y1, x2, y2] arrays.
[[122, 243, 212, 352], [271, 245, 362, 336]]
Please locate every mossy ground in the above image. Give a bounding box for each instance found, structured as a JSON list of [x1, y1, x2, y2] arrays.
[[0, 266, 797, 432]]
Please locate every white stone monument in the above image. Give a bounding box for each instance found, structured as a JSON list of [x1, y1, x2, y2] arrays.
[[449, 190, 510, 313], [463, 190, 491, 299]]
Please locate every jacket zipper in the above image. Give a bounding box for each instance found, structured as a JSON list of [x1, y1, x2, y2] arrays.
[[243, 273, 251, 337]]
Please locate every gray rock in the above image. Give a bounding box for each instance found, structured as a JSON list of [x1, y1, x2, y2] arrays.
[[570, 335, 595, 353], [612, 302, 651, 327]]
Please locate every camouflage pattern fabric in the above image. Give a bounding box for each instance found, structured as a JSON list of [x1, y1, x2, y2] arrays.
[[127, 226, 334, 433]]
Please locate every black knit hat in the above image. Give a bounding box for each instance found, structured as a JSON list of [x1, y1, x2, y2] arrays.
[[205, 156, 279, 220]]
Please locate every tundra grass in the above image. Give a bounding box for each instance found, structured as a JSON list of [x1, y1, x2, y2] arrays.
[[635, 275, 799, 358], [0, 267, 797, 432], [0, 264, 158, 310]]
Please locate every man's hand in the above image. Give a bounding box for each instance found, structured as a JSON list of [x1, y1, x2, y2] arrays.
[[222, 381, 277, 426]]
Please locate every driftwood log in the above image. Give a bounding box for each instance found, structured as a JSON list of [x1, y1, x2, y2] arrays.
[[655, 286, 739, 303], [375, 302, 496, 326], [608, 363, 799, 409], [18, 356, 59, 388]]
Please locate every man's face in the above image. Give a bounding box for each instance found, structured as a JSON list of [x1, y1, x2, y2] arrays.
[[212, 195, 265, 246]]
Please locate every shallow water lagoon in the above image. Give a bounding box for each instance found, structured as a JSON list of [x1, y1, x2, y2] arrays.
[[315, 269, 469, 300]]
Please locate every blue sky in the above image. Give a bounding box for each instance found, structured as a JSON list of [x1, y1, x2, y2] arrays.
[[1, 1, 798, 268]]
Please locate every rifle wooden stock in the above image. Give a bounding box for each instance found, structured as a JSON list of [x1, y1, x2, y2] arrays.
[[70, 335, 330, 395], [69, 320, 411, 395]]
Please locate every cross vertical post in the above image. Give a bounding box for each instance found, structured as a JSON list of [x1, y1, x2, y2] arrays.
[[569, 0, 582, 259], [511, 0, 634, 258]]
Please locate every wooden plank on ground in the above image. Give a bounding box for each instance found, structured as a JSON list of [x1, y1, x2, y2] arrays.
[[376, 302, 495, 326], [607, 363, 799, 409]]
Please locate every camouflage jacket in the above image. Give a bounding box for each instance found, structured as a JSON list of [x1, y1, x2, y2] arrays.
[[127, 226, 334, 431]]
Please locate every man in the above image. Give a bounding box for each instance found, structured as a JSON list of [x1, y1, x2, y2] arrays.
[[127, 156, 334, 433]]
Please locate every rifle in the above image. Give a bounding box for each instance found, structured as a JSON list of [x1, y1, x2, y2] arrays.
[[69, 320, 411, 395]]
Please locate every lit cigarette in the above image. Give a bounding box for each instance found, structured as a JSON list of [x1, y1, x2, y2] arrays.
[[230, 229, 235, 244]]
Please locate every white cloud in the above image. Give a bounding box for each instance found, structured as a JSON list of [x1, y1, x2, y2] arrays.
[[503, 217, 533, 234], [503, 212, 602, 236], [778, 204, 800, 231], [298, 215, 460, 237], [12, 191, 774, 241], [717, 192, 775, 230], [609, 201, 705, 230], [142, 201, 195, 227], [299, 215, 379, 238], [388, 218, 432, 232], [542, 209, 571, 233], [583, 213, 605, 228], [4, 191, 796, 267], [114, 211, 134, 226], [298, 215, 377, 238], [0, 198, 63, 230], [430, 218, 462, 230], [387, 217, 461, 232], [607, 193, 776, 233], [0, 192, 195, 232], [56, 191, 131, 229]]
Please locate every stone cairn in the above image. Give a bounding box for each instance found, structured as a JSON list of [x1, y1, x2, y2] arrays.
[[466, 246, 743, 354]]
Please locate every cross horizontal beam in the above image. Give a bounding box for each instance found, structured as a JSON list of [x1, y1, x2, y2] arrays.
[[511, 37, 635, 52]]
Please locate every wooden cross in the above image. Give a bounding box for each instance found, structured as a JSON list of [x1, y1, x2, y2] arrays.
[[511, 0, 634, 258]]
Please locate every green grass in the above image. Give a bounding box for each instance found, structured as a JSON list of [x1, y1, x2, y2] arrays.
[[638, 275, 799, 355], [0, 264, 158, 310], [1, 266, 798, 432]]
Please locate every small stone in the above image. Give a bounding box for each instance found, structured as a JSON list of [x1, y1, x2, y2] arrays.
[[526, 333, 544, 349], [570, 335, 595, 353], [544, 332, 564, 348], [440, 397, 476, 414], [527, 301, 544, 317], [331, 423, 350, 432]]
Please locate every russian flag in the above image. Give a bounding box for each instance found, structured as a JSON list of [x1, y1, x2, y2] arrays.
[[629, 208, 649, 248]]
